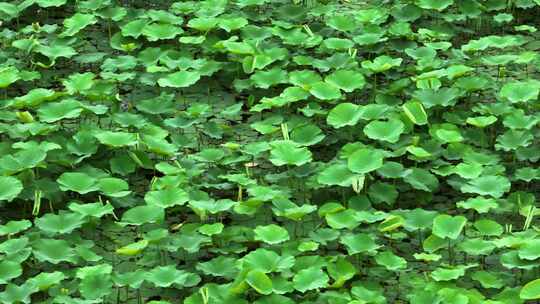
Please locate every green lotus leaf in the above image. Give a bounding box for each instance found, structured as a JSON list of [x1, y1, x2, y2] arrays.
[[142, 23, 183, 41], [293, 267, 329, 293], [57, 172, 99, 194], [0, 176, 23, 202], [495, 130, 534, 151], [474, 219, 503, 237], [431, 265, 471, 281], [432, 214, 467, 239], [460, 175, 511, 198], [250, 68, 288, 89], [36, 43, 77, 61], [402, 101, 428, 125], [35, 0, 67, 7], [322, 38, 354, 50], [0, 237, 28, 255], [121, 205, 165, 226], [157, 70, 201, 88], [326, 257, 356, 288], [324, 70, 366, 93], [196, 256, 238, 279], [325, 209, 360, 230], [146, 265, 190, 287], [0, 283, 33, 304], [503, 110, 537, 130], [79, 274, 113, 299], [471, 271, 503, 289], [458, 238, 495, 256], [35, 212, 86, 235], [26, 271, 66, 291], [403, 168, 439, 192], [187, 17, 218, 31], [340, 233, 380, 255], [11, 88, 58, 108], [416, 0, 454, 11], [288, 70, 322, 87], [0, 220, 31, 236], [466, 115, 497, 127], [121, 19, 148, 38], [375, 250, 407, 271], [97, 177, 131, 197], [246, 269, 273, 295], [115, 239, 148, 256], [364, 119, 405, 143], [94, 131, 138, 147], [521, 278, 540, 299], [378, 214, 404, 232], [223, 41, 255, 55], [198, 223, 224, 236], [361, 55, 402, 72], [0, 260, 22, 284], [241, 248, 285, 273], [289, 124, 324, 146], [269, 140, 312, 166], [456, 197, 498, 213], [414, 88, 460, 108], [63, 72, 95, 94], [403, 208, 438, 231], [317, 163, 356, 187], [32, 239, 75, 264], [500, 80, 540, 103], [60, 13, 97, 36], [0, 67, 20, 88], [518, 239, 540, 260], [347, 148, 384, 174], [37, 99, 83, 123], [68, 202, 114, 218], [326, 103, 363, 128], [145, 188, 188, 208], [218, 17, 248, 32], [309, 82, 342, 100], [254, 224, 290, 244]]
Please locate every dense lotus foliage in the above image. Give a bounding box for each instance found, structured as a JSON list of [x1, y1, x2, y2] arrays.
[[2, 0, 540, 303]]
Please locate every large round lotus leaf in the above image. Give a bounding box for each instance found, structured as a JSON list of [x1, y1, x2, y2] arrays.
[[460, 175, 511, 198], [347, 148, 384, 174], [246, 269, 273, 295], [289, 70, 322, 87], [293, 267, 329, 293], [97, 177, 131, 197], [403, 168, 439, 192], [62, 72, 95, 94], [254, 224, 290, 244], [251, 68, 288, 89], [68, 202, 114, 218], [456, 197, 498, 214], [0, 67, 19, 88], [340, 233, 380, 255], [144, 188, 189, 208], [79, 274, 113, 300], [0, 283, 34, 304], [196, 256, 238, 279], [145, 265, 190, 287], [326, 103, 363, 128], [403, 208, 438, 231], [325, 209, 361, 230], [375, 250, 407, 271], [431, 265, 468, 281], [351, 285, 387, 303], [290, 124, 325, 146], [500, 80, 540, 103], [198, 223, 224, 236], [0, 220, 31, 236], [35, 212, 86, 234], [521, 278, 540, 300], [402, 101, 428, 125], [26, 271, 65, 291], [518, 240, 540, 260], [60, 13, 97, 37], [363, 119, 405, 143], [458, 238, 495, 256], [56, 172, 99, 194], [37, 99, 83, 123], [0, 237, 28, 255], [416, 0, 454, 11], [157, 70, 201, 88], [121, 205, 165, 225], [474, 219, 503, 237], [470, 271, 503, 289], [241, 249, 284, 273], [325, 70, 366, 92], [218, 17, 248, 32], [269, 140, 312, 166], [432, 214, 467, 239], [0, 260, 22, 284], [0, 176, 23, 202], [309, 82, 342, 100], [94, 131, 138, 147], [466, 115, 498, 128], [361, 55, 402, 72], [142, 23, 183, 41], [317, 163, 356, 187], [32, 239, 75, 264]]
